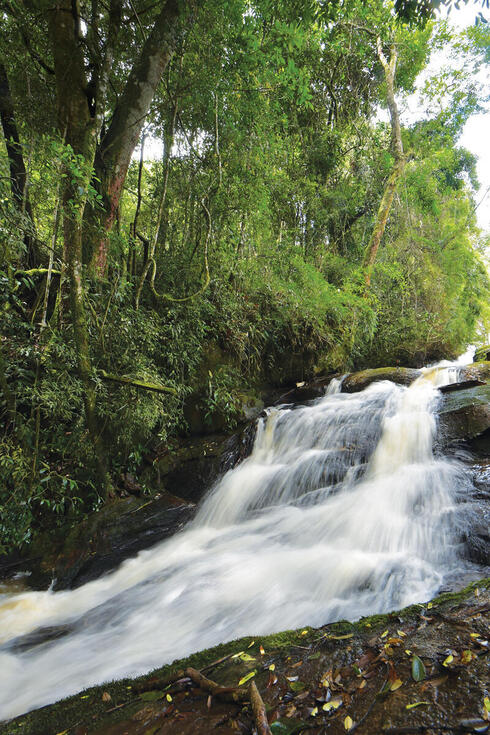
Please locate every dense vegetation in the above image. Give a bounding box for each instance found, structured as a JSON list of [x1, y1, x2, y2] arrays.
[[0, 0, 488, 552]]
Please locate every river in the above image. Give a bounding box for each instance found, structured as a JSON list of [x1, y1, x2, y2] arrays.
[[0, 362, 483, 721]]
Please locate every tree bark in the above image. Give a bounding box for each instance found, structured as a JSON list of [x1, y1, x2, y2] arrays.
[[49, 0, 112, 498], [0, 62, 41, 267], [88, 0, 200, 276], [363, 40, 405, 286]]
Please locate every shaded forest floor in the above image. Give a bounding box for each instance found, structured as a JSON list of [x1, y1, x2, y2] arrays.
[[3, 579, 489, 735]]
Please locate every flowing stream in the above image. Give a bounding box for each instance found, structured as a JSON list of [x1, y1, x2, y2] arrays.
[[0, 365, 481, 721]]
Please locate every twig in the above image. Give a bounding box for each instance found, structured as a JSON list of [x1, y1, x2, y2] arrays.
[[200, 651, 239, 675], [185, 667, 248, 704], [249, 680, 272, 735], [98, 370, 177, 395]]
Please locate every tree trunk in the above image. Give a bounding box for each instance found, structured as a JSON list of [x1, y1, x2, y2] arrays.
[[363, 40, 405, 286], [0, 62, 41, 267], [87, 0, 200, 276], [49, 0, 112, 498]]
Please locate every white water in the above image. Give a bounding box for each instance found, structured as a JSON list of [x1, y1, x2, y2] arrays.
[[0, 366, 479, 721]]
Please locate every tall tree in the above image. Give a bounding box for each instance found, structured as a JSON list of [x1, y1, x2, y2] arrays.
[[0, 62, 40, 267]]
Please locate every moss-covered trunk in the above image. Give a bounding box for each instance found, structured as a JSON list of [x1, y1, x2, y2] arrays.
[[363, 39, 405, 286]]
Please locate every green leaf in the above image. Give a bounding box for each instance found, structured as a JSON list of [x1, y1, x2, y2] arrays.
[[238, 670, 256, 686], [406, 701, 431, 710], [411, 655, 426, 682]]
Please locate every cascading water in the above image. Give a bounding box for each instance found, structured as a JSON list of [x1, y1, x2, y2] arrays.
[[0, 366, 480, 721]]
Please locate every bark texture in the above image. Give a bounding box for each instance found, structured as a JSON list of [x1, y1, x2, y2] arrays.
[[88, 0, 199, 276], [49, 0, 111, 497], [0, 62, 41, 267], [363, 39, 405, 286]]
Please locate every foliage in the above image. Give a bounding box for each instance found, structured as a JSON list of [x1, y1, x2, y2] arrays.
[[0, 2, 488, 553]]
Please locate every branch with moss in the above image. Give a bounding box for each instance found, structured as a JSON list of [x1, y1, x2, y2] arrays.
[[98, 370, 178, 395]]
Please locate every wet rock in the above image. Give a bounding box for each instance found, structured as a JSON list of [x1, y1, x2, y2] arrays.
[[342, 366, 421, 393], [439, 379, 485, 394], [438, 384, 490, 444], [144, 432, 249, 504], [0, 495, 195, 591], [219, 421, 258, 473], [463, 462, 490, 566], [460, 360, 490, 383], [474, 345, 490, 362]]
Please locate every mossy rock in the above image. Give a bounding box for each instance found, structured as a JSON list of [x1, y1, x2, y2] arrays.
[[342, 366, 421, 393], [460, 360, 490, 383], [0, 495, 195, 591], [474, 345, 490, 363]]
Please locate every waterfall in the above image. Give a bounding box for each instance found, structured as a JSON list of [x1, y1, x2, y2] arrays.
[[0, 366, 478, 721]]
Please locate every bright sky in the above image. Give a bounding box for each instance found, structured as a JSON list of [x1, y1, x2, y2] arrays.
[[429, 5, 489, 231]]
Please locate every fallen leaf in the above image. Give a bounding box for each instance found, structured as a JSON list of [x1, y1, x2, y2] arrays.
[[411, 655, 426, 682], [238, 670, 256, 686], [310, 707, 318, 717], [323, 698, 342, 712], [166, 693, 172, 702], [406, 702, 431, 710], [207, 694, 212, 709], [260, 645, 265, 655], [248, 640, 255, 648], [239, 653, 255, 662], [102, 692, 111, 702], [269, 664, 276, 671], [380, 630, 389, 639], [301, 630, 309, 636], [390, 679, 403, 691], [397, 630, 407, 638], [442, 654, 454, 667], [345, 715, 354, 730], [267, 672, 278, 688], [461, 650, 475, 664]]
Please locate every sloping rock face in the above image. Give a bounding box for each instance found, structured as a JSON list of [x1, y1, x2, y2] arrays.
[[438, 384, 490, 445], [341, 367, 422, 393]]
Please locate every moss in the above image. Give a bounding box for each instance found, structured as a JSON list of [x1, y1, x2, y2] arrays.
[[342, 366, 422, 393]]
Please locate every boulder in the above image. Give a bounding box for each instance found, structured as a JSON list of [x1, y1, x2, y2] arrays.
[[459, 360, 490, 383], [438, 384, 490, 445], [342, 366, 421, 393], [474, 345, 490, 363]]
